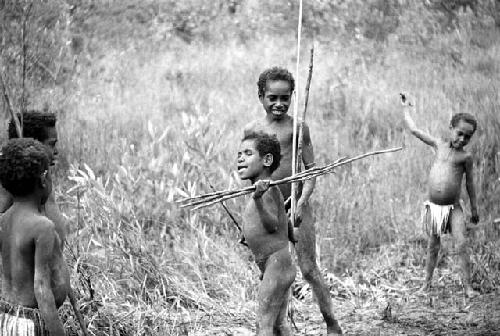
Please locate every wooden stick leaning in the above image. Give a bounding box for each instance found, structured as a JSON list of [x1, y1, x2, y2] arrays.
[[181, 147, 403, 211], [296, 46, 314, 173], [0, 70, 22, 138], [68, 290, 90, 336]]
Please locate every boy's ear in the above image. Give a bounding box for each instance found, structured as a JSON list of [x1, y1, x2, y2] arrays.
[[258, 93, 264, 103], [39, 170, 48, 188], [263, 153, 274, 168]]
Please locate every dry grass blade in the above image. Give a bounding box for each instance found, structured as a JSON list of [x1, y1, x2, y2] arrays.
[[184, 147, 403, 211]]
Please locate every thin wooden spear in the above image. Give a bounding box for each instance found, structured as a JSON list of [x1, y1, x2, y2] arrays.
[[296, 46, 314, 173], [187, 147, 403, 211], [291, 0, 304, 229]]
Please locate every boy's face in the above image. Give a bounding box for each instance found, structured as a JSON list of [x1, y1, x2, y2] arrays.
[[259, 80, 292, 120], [237, 139, 271, 181], [42, 126, 58, 166], [450, 120, 475, 149]]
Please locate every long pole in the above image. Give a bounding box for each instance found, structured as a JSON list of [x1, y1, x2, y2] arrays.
[[296, 46, 314, 170], [291, 0, 303, 229]]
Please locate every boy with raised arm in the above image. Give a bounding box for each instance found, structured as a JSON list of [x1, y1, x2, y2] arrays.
[[0, 138, 70, 335], [244, 67, 342, 335], [401, 94, 479, 298], [238, 131, 295, 336]]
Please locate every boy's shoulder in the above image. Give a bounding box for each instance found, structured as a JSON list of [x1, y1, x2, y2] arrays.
[[13, 210, 55, 236]]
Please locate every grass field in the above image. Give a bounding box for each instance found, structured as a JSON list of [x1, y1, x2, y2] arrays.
[[2, 3, 500, 334]]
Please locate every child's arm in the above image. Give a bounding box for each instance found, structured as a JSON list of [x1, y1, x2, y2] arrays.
[[401, 94, 438, 148], [34, 220, 66, 336], [296, 123, 315, 225], [0, 184, 13, 213], [465, 154, 479, 223], [253, 180, 279, 233]]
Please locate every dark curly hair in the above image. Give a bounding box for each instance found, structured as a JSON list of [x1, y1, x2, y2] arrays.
[[0, 138, 49, 197], [8, 111, 57, 141], [450, 113, 477, 132], [242, 131, 281, 173], [257, 67, 295, 97]]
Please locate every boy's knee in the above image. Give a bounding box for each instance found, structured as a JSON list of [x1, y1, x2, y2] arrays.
[[455, 239, 468, 254], [300, 261, 320, 281]]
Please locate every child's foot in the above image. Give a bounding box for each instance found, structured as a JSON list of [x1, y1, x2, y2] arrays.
[[464, 286, 480, 298]]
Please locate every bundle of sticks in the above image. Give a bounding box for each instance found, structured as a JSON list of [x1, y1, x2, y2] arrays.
[[177, 146, 403, 211]]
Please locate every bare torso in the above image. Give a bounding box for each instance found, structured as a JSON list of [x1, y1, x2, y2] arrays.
[[1, 206, 70, 308], [428, 140, 469, 205], [242, 186, 289, 260]]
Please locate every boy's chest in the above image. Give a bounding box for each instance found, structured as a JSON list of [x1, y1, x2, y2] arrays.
[[253, 122, 294, 146], [436, 147, 467, 166]]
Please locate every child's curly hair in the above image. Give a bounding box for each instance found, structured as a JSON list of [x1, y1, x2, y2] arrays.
[[0, 138, 49, 197], [242, 131, 281, 173], [8, 111, 57, 141], [257, 67, 295, 97], [451, 112, 478, 132]]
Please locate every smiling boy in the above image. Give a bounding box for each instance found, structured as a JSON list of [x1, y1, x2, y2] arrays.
[[244, 67, 342, 334], [238, 131, 295, 336], [402, 94, 479, 298]]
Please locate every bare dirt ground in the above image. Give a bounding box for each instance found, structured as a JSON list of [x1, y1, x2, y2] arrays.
[[186, 286, 499, 336], [186, 256, 500, 336]]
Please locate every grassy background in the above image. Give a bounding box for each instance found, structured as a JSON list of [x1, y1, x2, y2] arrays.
[[1, 1, 500, 334]]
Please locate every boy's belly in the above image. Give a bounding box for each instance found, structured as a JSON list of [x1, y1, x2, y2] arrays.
[[245, 234, 289, 261], [428, 165, 462, 205]]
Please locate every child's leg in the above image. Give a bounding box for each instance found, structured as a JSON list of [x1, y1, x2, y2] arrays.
[[258, 248, 295, 336], [449, 206, 477, 297], [423, 234, 441, 288], [295, 203, 342, 335], [274, 289, 292, 336]]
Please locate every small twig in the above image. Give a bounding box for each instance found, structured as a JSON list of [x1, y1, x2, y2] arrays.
[[204, 175, 242, 232], [68, 289, 90, 336]]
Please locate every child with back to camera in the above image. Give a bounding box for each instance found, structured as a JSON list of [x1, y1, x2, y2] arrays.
[[0, 138, 70, 335], [238, 131, 295, 336], [401, 93, 480, 298]]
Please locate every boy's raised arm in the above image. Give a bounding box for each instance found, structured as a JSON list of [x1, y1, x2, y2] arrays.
[[465, 155, 479, 223], [33, 220, 65, 336], [403, 104, 439, 148], [253, 180, 279, 233]]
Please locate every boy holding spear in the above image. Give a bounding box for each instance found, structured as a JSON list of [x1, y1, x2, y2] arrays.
[[244, 66, 343, 335]]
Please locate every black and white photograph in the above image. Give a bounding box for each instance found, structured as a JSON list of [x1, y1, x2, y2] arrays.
[[0, 0, 499, 335]]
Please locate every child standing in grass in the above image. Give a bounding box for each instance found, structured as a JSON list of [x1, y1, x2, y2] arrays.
[[244, 67, 342, 335], [401, 94, 480, 298], [0, 138, 69, 336], [238, 131, 295, 336]]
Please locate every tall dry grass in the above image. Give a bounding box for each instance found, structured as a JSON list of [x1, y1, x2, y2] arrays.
[[22, 15, 500, 335]]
